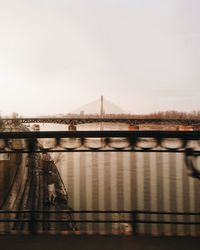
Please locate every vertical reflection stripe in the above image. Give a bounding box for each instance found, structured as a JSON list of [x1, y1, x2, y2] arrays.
[[79, 153, 86, 232], [137, 153, 144, 234], [156, 153, 164, 235], [130, 152, 137, 211], [123, 152, 131, 211], [150, 153, 158, 235], [143, 153, 151, 235], [163, 153, 171, 235], [104, 152, 112, 233], [176, 154, 184, 235], [188, 174, 195, 236], [98, 153, 105, 233], [92, 153, 99, 233], [85, 152, 92, 232], [73, 152, 80, 229]]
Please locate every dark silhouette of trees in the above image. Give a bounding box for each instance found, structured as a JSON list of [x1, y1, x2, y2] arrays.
[[63, 110, 200, 119]]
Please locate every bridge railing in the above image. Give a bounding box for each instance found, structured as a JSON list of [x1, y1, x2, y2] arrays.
[[0, 131, 200, 236], [0, 130, 199, 152], [1, 210, 200, 235]]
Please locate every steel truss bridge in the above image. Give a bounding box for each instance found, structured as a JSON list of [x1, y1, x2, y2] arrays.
[[2, 117, 200, 126]]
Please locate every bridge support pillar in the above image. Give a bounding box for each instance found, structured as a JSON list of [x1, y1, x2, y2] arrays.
[[128, 124, 139, 131], [176, 125, 193, 131], [68, 123, 77, 131]]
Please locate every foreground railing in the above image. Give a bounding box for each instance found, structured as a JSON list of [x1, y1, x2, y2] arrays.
[[1, 210, 200, 235], [0, 131, 199, 153], [0, 131, 199, 174], [0, 131, 200, 236]]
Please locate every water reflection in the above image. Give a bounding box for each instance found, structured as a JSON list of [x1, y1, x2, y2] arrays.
[[37, 123, 200, 235]]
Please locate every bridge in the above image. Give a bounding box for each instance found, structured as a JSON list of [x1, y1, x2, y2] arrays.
[[2, 117, 200, 126], [0, 97, 200, 239], [2, 96, 200, 127]]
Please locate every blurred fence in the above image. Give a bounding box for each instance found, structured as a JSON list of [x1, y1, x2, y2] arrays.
[[0, 131, 200, 235]]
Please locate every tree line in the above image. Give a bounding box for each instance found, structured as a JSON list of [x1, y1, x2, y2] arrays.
[[64, 111, 200, 119]]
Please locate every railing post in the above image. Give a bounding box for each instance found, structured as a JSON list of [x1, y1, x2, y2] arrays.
[[30, 210, 36, 234], [132, 210, 138, 236]]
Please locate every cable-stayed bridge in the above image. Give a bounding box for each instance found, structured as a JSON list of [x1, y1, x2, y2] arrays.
[[1, 97, 200, 127], [73, 96, 126, 115]]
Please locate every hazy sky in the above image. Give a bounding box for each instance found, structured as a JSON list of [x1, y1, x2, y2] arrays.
[[0, 0, 199, 115]]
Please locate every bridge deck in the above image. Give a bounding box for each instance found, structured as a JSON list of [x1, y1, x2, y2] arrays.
[[2, 117, 200, 125]]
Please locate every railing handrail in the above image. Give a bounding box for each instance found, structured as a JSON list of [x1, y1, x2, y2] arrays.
[[0, 210, 200, 215], [0, 210, 200, 227], [0, 131, 199, 139]]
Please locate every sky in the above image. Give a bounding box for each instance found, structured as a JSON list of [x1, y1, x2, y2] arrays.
[[0, 0, 199, 116]]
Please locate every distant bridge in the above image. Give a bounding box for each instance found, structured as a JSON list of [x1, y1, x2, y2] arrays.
[[2, 117, 200, 126]]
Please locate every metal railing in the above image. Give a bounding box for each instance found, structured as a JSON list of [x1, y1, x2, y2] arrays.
[[0, 130, 200, 236], [1, 210, 200, 235], [0, 131, 199, 153]]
